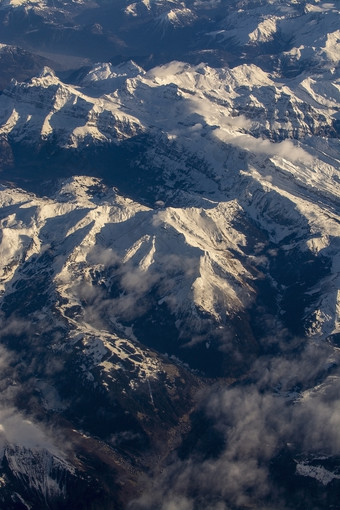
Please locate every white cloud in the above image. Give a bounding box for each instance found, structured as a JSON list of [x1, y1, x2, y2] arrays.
[[0, 407, 61, 454], [214, 129, 313, 164], [129, 340, 340, 510]]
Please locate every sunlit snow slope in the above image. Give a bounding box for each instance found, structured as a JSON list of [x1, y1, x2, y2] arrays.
[[0, 59, 339, 345], [0, 1, 339, 508]]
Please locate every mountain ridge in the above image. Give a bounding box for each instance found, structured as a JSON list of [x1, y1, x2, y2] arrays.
[[0, 1, 339, 508]]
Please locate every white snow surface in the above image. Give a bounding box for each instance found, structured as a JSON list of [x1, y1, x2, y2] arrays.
[[0, 0, 45, 5], [296, 461, 340, 485], [0, 58, 339, 339], [0, 61, 339, 197], [4, 445, 74, 499], [208, 0, 340, 69], [0, 177, 251, 322]]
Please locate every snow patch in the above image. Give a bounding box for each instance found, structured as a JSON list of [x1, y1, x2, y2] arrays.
[[296, 462, 340, 485]]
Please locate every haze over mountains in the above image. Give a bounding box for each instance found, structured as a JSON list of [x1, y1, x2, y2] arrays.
[[0, 0, 339, 509]]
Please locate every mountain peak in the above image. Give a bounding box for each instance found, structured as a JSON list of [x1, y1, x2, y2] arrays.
[[39, 66, 56, 79], [0, 1, 339, 509], [82, 60, 145, 86]]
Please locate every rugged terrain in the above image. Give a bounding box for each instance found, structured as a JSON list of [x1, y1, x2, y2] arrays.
[[0, 0, 339, 509]]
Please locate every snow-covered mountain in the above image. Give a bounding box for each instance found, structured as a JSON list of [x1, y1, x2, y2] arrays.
[[0, 0, 339, 70], [0, 0, 339, 508], [0, 59, 339, 342]]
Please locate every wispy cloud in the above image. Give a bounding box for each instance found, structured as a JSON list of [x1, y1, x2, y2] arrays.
[[0, 406, 61, 454], [129, 340, 340, 510], [214, 129, 313, 164]]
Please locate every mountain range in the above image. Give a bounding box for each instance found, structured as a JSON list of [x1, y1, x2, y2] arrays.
[[0, 0, 339, 509]]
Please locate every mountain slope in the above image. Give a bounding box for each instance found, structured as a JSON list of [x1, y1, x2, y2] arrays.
[[0, 59, 339, 344], [0, 1, 339, 508]]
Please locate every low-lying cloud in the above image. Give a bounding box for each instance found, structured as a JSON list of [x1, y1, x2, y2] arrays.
[[0, 406, 61, 454], [214, 129, 313, 164], [129, 340, 340, 510]]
